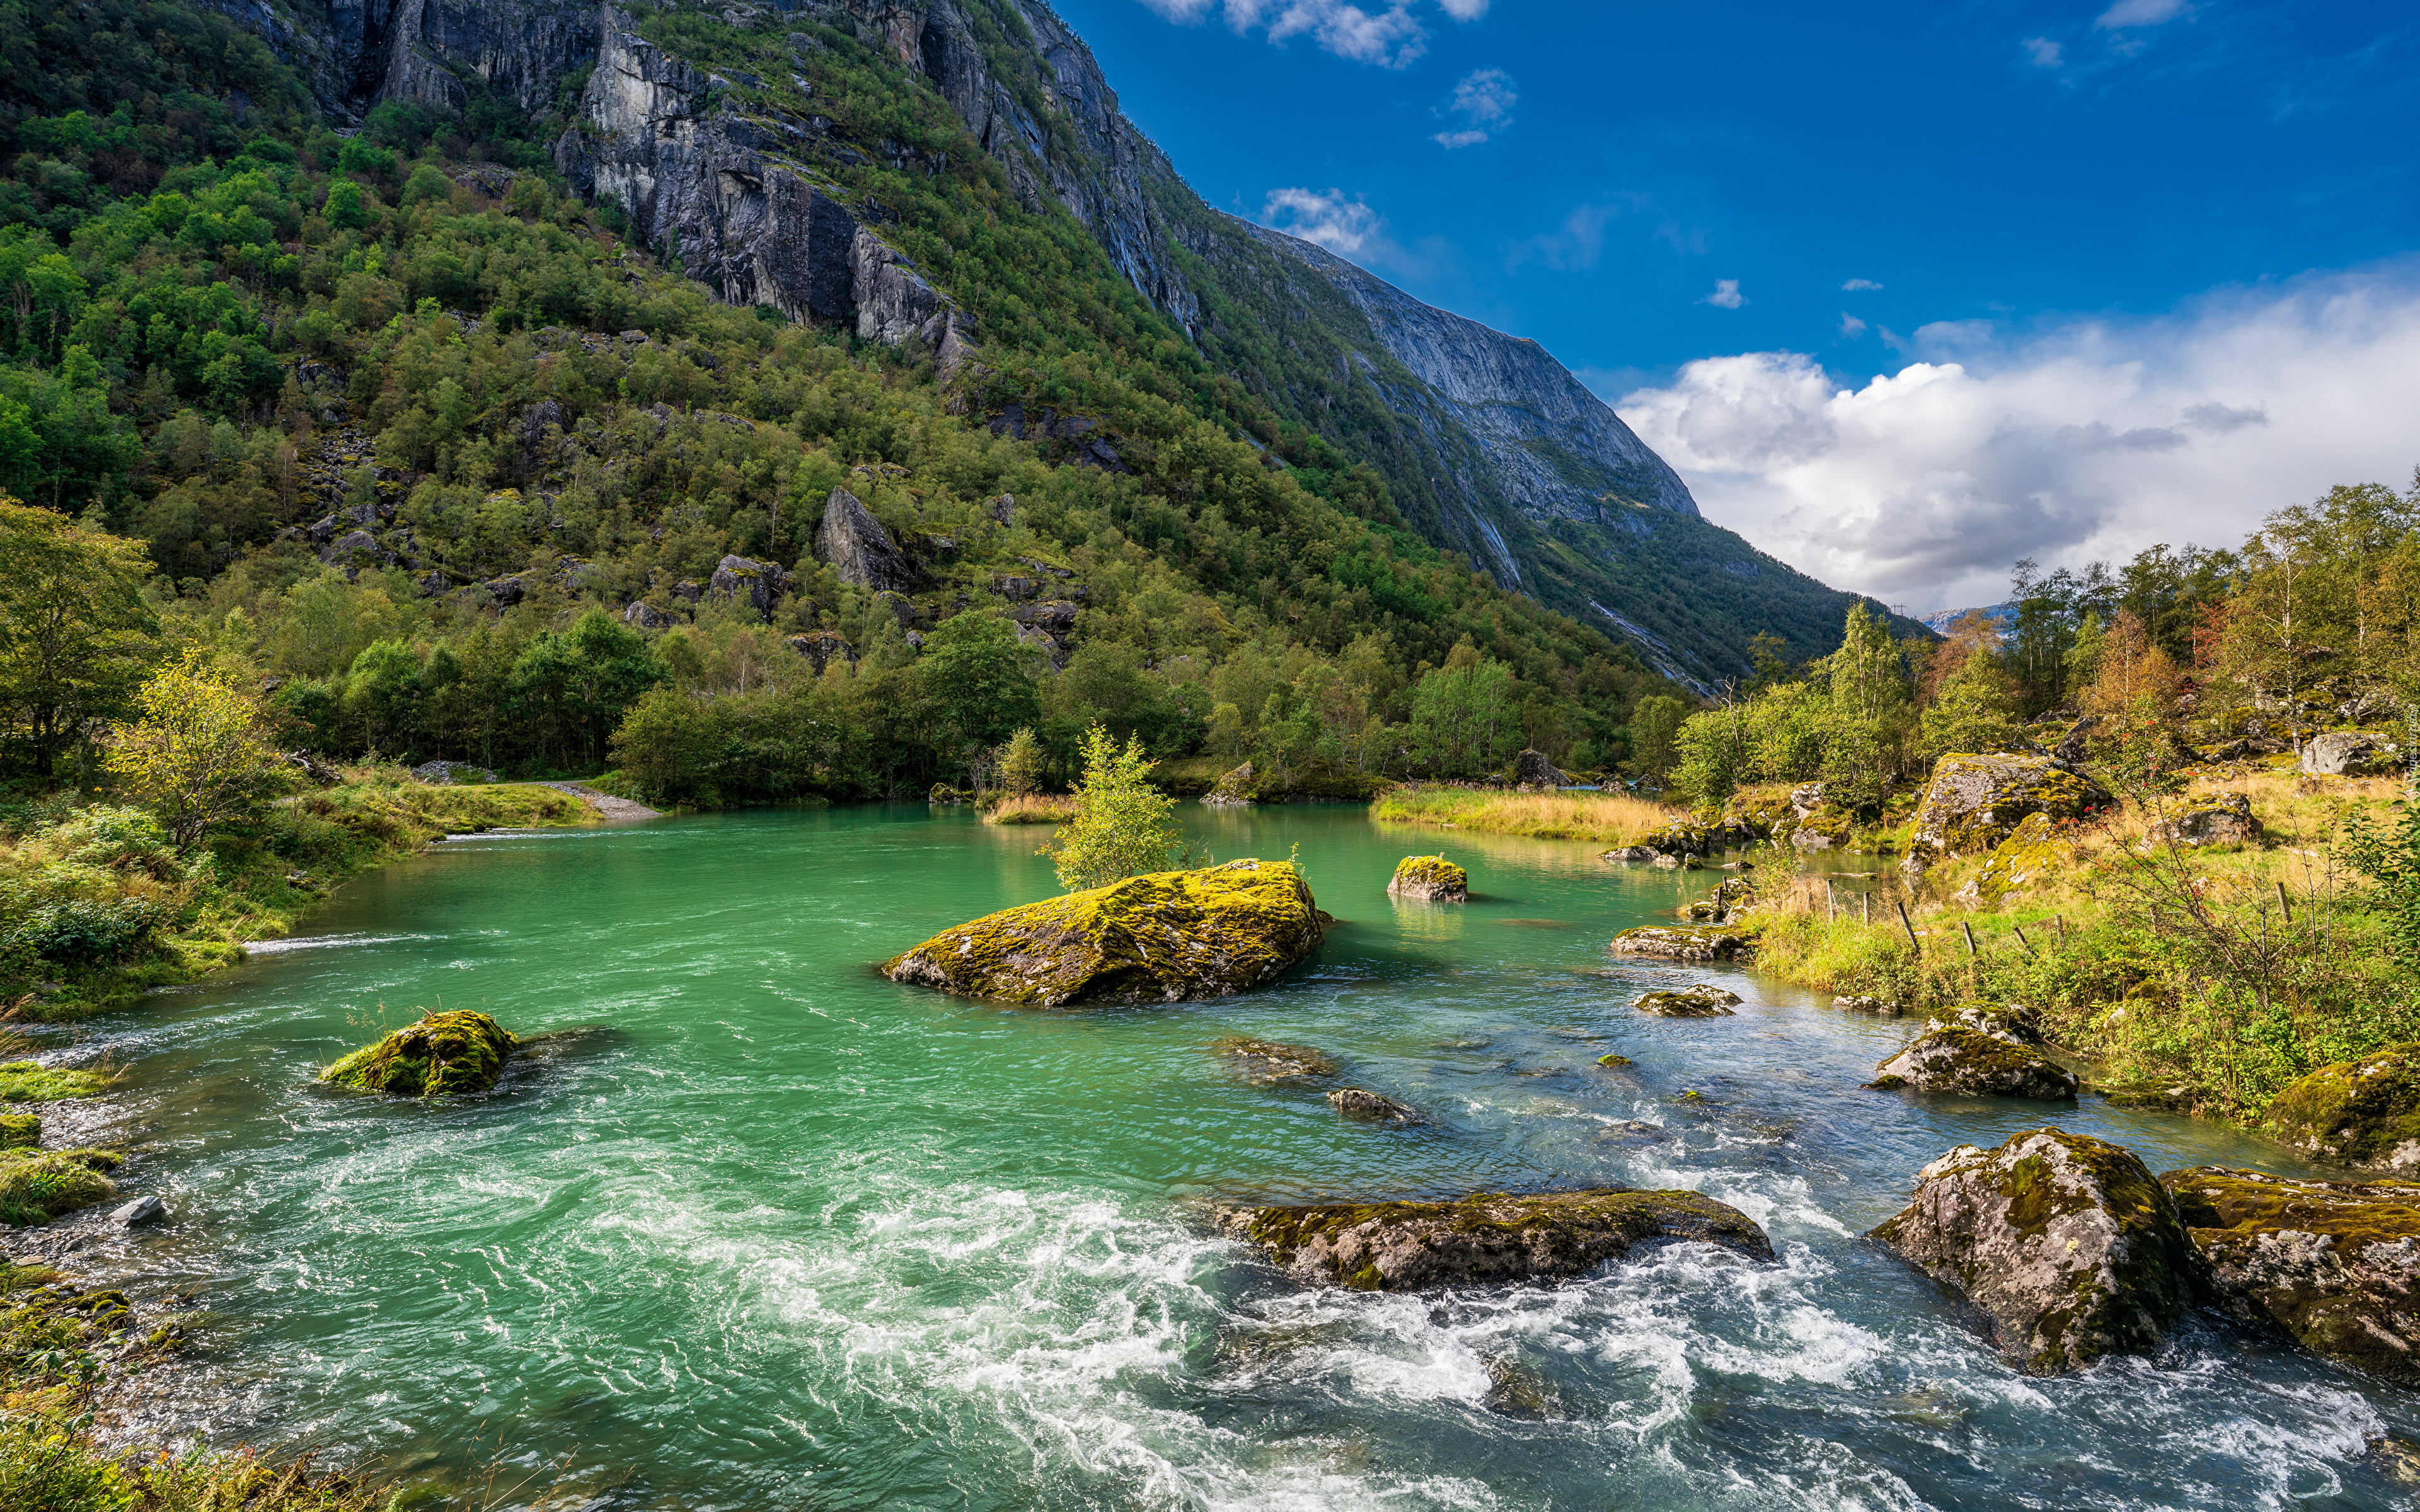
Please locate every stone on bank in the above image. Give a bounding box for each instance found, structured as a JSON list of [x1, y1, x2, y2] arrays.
[[883, 860, 1327, 1005], [2262, 1043, 2420, 1172]]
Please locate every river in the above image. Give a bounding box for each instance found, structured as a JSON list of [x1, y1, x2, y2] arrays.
[[49, 804, 2419, 1509]]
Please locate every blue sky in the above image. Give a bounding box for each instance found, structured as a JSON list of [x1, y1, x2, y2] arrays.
[[1051, 0, 2420, 611]]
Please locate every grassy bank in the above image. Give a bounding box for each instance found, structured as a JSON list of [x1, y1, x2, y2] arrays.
[[3, 769, 597, 1017], [1736, 770, 2419, 1123], [982, 794, 1078, 825], [1369, 786, 1676, 845]]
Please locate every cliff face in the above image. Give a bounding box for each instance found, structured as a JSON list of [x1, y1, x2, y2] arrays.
[[212, 0, 595, 120]]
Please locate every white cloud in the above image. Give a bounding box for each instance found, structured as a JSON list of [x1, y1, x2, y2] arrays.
[[1260, 186, 1384, 255], [1614, 263, 2420, 612], [1433, 129, 1488, 149], [1842, 278, 1885, 292], [1433, 67, 1515, 146], [2022, 36, 2065, 67], [1703, 278, 1746, 309], [1139, 0, 1485, 67], [1839, 312, 1868, 338], [2095, 0, 2187, 28]]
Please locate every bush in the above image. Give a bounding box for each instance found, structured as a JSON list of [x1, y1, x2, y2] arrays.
[[9, 897, 166, 965], [1048, 726, 1179, 890]]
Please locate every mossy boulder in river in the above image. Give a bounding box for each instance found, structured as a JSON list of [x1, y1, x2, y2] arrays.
[[1869, 1012, 2077, 1099], [1611, 924, 1748, 963], [2162, 1166, 2420, 1382], [1388, 854, 1468, 902], [2261, 1044, 2420, 1172], [320, 1009, 518, 1096], [1218, 1187, 1774, 1291], [1632, 985, 1741, 1017], [884, 860, 1328, 1005], [1870, 1128, 2197, 1375], [1902, 753, 2114, 882]]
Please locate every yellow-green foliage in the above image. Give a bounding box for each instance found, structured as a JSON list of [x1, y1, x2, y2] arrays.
[[2260, 1045, 2420, 1169], [0, 1062, 110, 1103], [1388, 854, 1467, 899], [321, 1009, 518, 1096], [982, 793, 1076, 825], [0, 1148, 120, 1227], [0, 1114, 35, 1147], [1370, 786, 1675, 844], [884, 859, 1326, 1005]]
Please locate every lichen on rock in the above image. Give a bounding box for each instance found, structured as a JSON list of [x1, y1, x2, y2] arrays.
[[1611, 924, 1748, 962], [1869, 1019, 2077, 1100], [1328, 1087, 1422, 1124], [1902, 753, 2114, 885], [1633, 985, 1741, 1017], [1202, 761, 1256, 808], [320, 1009, 519, 1096], [1962, 811, 2074, 902], [2262, 1045, 2420, 1172], [1388, 854, 1468, 902], [1870, 1128, 2198, 1374], [884, 860, 1328, 1005], [2148, 791, 2259, 849], [1218, 1186, 1774, 1292], [2162, 1165, 2420, 1381], [1214, 1036, 1341, 1083]]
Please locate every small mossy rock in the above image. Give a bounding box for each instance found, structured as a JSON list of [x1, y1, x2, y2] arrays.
[[1833, 995, 1909, 1017], [1203, 760, 1256, 808], [1870, 1128, 2198, 1374], [1214, 1036, 1340, 1084], [1869, 1026, 2077, 1099], [1963, 811, 2075, 901], [1639, 820, 1715, 857], [0, 1112, 37, 1147], [2161, 1166, 2420, 1382], [1633, 985, 1741, 1017], [0, 1060, 111, 1104], [1611, 924, 1747, 962], [2263, 1045, 2420, 1172], [2149, 791, 2259, 849], [0, 1147, 121, 1226], [320, 1009, 518, 1096], [1595, 1053, 1635, 1068], [1219, 1187, 1775, 1292], [1903, 753, 2114, 882], [1388, 854, 1468, 902], [1328, 1087, 1422, 1124], [883, 860, 1327, 1005]]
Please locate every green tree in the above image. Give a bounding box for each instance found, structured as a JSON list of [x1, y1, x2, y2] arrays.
[[510, 609, 665, 771], [915, 612, 1040, 771], [1917, 650, 2018, 762], [101, 648, 278, 850], [998, 725, 1045, 796], [0, 498, 157, 779], [1049, 724, 1180, 891], [1625, 694, 1688, 789], [1408, 643, 1516, 777]]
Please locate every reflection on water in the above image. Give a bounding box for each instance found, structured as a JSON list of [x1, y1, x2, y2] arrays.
[[57, 803, 2419, 1510]]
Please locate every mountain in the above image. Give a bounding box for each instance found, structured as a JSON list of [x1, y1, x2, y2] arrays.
[[210, 0, 1923, 689]]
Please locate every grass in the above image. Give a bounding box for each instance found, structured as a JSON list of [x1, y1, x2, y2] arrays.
[[982, 793, 1078, 825], [1368, 785, 1677, 845], [0, 1148, 120, 1226], [0, 1062, 112, 1103]]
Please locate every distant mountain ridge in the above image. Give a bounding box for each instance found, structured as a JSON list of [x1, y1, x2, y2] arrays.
[[219, 0, 1929, 684]]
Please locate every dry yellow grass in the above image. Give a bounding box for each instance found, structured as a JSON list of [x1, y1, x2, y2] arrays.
[[982, 793, 1078, 826], [1368, 785, 1678, 845]]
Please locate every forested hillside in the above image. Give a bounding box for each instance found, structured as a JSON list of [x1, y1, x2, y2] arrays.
[[0, 0, 1684, 808]]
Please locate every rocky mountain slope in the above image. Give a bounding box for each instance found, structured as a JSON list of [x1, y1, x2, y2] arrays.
[[217, 0, 1918, 687]]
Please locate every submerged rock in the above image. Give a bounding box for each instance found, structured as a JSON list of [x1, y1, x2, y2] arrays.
[[320, 1009, 518, 1096], [1870, 1128, 2197, 1374], [1388, 854, 1468, 902], [1219, 1186, 1774, 1292], [882, 860, 1327, 1006], [1610, 925, 1747, 963], [1482, 1354, 1562, 1418], [1869, 1015, 2077, 1099], [1215, 1037, 1340, 1084], [1632, 985, 1741, 1017], [1328, 1087, 1422, 1124], [2262, 1044, 2420, 1172], [2162, 1166, 2420, 1382]]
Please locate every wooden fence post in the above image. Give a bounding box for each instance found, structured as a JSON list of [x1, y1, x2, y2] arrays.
[[1961, 920, 1979, 957], [1896, 898, 1921, 953]]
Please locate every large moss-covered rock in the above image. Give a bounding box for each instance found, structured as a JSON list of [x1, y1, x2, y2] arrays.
[[883, 860, 1327, 1005], [1870, 1128, 2198, 1374], [2263, 1045, 2420, 1172], [1202, 760, 1256, 808], [2149, 792, 2259, 849], [1870, 1017, 2078, 1099], [1962, 811, 2074, 901], [1388, 854, 1468, 902], [1219, 1187, 1774, 1292], [2162, 1166, 2420, 1381], [1611, 924, 1748, 962], [1903, 753, 2114, 881], [320, 1009, 518, 1096]]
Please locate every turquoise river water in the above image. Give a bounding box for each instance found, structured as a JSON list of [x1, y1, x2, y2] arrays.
[[43, 805, 2420, 1509]]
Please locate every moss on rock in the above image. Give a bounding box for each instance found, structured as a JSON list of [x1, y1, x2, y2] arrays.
[[1611, 925, 1749, 963], [2162, 1165, 2420, 1381], [883, 860, 1328, 1006], [0, 1147, 121, 1226], [1633, 985, 1741, 1017], [1869, 1024, 2078, 1099], [1903, 753, 2114, 881], [1964, 811, 2075, 901], [0, 1112, 38, 1147], [0, 1061, 111, 1104], [1388, 854, 1468, 902], [320, 1009, 518, 1096], [2262, 1044, 2420, 1171], [1216, 1037, 1341, 1083], [1218, 1186, 1775, 1291]]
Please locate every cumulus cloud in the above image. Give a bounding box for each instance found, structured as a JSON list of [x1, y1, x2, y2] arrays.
[[1614, 263, 2420, 612], [1434, 66, 1516, 146], [1703, 278, 1746, 309], [1136, 0, 1484, 68], [2095, 0, 2187, 28], [1260, 186, 1385, 255], [1842, 278, 1884, 292]]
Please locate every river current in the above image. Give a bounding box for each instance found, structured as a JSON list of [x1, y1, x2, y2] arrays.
[[46, 805, 2420, 1509]]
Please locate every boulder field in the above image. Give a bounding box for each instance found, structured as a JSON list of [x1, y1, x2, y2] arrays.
[[882, 859, 1328, 1006]]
